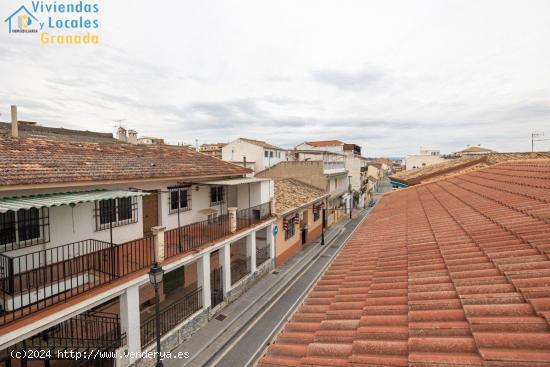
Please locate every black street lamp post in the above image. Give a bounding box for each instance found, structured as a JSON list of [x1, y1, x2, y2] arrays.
[[149, 262, 165, 367]]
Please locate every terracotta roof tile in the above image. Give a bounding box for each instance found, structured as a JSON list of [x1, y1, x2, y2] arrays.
[[274, 179, 326, 214], [0, 136, 250, 186], [258, 159, 550, 367]]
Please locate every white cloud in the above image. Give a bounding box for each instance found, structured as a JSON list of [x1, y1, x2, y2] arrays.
[[1, 0, 550, 156]]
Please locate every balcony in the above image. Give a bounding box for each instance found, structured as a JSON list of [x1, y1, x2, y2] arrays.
[[0, 202, 272, 328], [323, 161, 346, 175]]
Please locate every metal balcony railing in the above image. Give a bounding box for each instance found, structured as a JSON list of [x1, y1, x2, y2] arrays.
[[140, 287, 203, 348], [0, 237, 154, 327], [164, 214, 231, 258], [256, 246, 270, 267], [230, 256, 251, 285], [236, 202, 271, 231], [9, 309, 125, 354]]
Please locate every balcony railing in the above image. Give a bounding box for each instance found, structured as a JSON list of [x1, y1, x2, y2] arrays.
[[0, 237, 154, 326], [256, 246, 269, 267], [236, 202, 271, 231], [164, 214, 231, 258], [10, 309, 125, 353], [231, 256, 251, 285], [140, 287, 202, 348]]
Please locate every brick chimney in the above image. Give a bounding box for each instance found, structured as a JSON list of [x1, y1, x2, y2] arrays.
[[10, 105, 18, 138]]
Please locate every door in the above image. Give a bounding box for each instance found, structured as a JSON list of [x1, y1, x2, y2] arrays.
[[301, 228, 307, 244], [142, 191, 159, 236]]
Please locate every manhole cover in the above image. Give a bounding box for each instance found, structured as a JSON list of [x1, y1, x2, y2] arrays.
[[215, 314, 227, 321]]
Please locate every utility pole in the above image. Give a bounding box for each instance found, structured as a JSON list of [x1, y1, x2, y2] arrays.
[[532, 131, 545, 152]]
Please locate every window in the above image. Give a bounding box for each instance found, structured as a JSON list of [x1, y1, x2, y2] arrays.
[[264, 151, 268, 158], [210, 186, 225, 206], [0, 208, 50, 249], [314, 208, 320, 222], [169, 187, 191, 214], [269, 151, 274, 158], [285, 219, 295, 240], [95, 197, 138, 231]]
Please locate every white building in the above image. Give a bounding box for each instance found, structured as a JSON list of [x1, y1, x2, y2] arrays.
[[222, 138, 287, 173], [0, 117, 277, 367], [406, 147, 445, 170]]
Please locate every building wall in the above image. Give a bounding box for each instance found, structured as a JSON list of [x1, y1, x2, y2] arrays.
[[405, 155, 445, 170], [274, 206, 323, 267], [221, 139, 285, 172], [257, 161, 325, 191]]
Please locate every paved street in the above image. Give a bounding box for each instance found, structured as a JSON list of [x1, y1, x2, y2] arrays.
[[164, 180, 391, 367]]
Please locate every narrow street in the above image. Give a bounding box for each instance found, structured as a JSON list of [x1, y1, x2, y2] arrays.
[[166, 179, 391, 367]]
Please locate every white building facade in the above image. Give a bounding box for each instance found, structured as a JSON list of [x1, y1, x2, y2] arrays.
[[222, 138, 286, 173]]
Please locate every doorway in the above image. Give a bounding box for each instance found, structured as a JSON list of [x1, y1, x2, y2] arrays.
[[301, 228, 307, 245], [142, 191, 159, 236]]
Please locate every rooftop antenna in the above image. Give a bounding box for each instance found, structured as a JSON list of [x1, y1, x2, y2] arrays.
[[531, 131, 545, 152]]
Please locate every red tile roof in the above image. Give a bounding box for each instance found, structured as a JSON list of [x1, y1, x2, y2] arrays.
[[391, 152, 550, 186], [0, 137, 251, 187], [259, 159, 550, 367]]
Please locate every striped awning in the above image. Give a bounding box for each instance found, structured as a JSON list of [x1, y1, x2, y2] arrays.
[[0, 190, 149, 213]]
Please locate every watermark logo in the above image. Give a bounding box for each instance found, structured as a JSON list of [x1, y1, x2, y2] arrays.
[[4, 1, 100, 45], [4, 5, 39, 33]]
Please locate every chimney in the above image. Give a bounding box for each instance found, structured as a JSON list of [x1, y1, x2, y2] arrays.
[[10, 105, 18, 138], [117, 127, 127, 142], [127, 129, 138, 144]]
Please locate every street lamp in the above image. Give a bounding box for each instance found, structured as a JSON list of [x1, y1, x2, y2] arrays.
[[149, 262, 164, 367]]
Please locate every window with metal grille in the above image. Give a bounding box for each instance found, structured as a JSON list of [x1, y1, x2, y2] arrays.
[[285, 219, 295, 240], [95, 197, 138, 231], [168, 187, 191, 214], [0, 208, 50, 250], [313, 208, 320, 221], [210, 186, 225, 206]]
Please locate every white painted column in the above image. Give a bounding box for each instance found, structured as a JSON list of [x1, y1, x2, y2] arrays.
[[119, 285, 141, 367], [268, 223, 276, 260], [197, 252, 211, 309], [247, 231, 257, 273], [220, 242, 232, 294]]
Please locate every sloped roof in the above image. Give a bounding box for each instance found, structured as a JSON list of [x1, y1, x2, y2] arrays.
[[457, 145, 495, 154], [0, 121, 119, 144], [303, 140, 345, 147], [391, 152, 550, 186], [274, 179, 326, 214], [239, 137, 284, 151], [0, 137, 250, 187], [259, 159, 550, 367]]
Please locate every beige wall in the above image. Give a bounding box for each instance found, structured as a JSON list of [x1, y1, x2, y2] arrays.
[[257, 161, 325, 191], [275, 205, 324, 266]]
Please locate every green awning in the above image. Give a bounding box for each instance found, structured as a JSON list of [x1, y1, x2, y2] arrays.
[[0, 190, 149, 213]]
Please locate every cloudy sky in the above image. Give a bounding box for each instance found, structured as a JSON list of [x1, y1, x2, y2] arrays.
[[1, 0, 550, 156]]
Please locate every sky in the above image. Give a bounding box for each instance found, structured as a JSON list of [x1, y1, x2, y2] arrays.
[[1, 0, 550, 157]]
